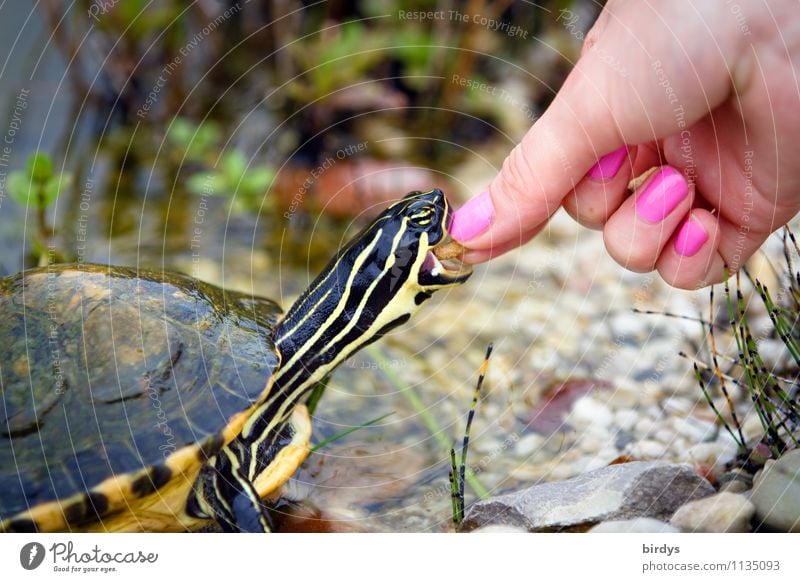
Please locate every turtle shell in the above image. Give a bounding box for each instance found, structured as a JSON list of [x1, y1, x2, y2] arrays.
[[0, 264, 302, 532]]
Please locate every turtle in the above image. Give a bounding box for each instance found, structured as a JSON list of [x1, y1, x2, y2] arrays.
[[0, 188, 471, 533]]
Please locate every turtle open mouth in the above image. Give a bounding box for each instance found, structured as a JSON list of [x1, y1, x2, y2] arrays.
[[419, 236, 473, 286]]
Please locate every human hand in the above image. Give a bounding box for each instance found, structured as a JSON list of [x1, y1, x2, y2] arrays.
[[450, 0, 800, 289]]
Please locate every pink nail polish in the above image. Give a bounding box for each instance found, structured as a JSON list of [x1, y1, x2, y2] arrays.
[[674, 218, 708, 257], [451, 190, 494, 242], [587, 146, 629, 180], [635, 166, 688, 223]]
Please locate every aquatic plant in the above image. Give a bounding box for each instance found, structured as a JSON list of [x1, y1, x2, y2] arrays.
[[166, 117, 276, 212], [7, 151, 72, 260], [449, 343, 493, 528], [186, 150, 276, 213], [670, 230, 800, 469], [166, 117, 222, 164]]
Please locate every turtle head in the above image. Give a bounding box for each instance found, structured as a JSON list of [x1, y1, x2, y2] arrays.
[[381, 188, 473, 291], [274, 188, 471, 393]]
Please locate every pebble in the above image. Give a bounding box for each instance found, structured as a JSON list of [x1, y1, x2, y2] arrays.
[[662, 397, 693, 415], [670, 416, 717, 442], [569, 396, 614, 428], [603, 383, 641, 409], [686, 441, 738, 471], [514, 433, 545, 457], [669, 492, 755, 533], [718, 469, 753, 494], [750, 450, 800, 532], [634, 417, 655, 434], [460, 461, 714, 532], [614, 410, 639, 432], [629, 440, 668, 459], [654, 428, 676, 445], [741, 414, 767, 442], [589, 518, 680, 533]]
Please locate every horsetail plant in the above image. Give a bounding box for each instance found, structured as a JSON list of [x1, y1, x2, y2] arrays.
[[638, 227, 800, 468], [449, 343, 493, 528]]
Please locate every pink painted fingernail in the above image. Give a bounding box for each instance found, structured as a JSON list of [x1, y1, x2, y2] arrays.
[[451, 190, 494, 241], [674, 217, 708, 257], [635, 166, 688, 223], [587, 146, 629, 180]]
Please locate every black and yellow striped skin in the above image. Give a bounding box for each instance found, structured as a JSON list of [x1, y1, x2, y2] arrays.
[[188, 189, 472, 531]]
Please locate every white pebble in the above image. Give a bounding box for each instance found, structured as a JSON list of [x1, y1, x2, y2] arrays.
[[614, 410, 639, 431], [634, 417, 655, 435], [514, 433, 545, 457], [662, 397, 693, 415], [610, 314, 649, 338], [629, 439, 668, 458], [686, 441, 738, 469], [654, 428, 677, 445], [670, 416, 717, 442], [741, 413, 766, 442], [569, 396, 614, 428]]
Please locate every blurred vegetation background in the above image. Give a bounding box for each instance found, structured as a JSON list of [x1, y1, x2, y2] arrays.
[[0, 0, 589, 279]]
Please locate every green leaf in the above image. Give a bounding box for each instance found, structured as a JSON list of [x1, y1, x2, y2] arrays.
[[167, 117, 195, 150], [187, 172, 226, 196], [7, 171, 34, 205], [41, 174, 71, 207], [26, 152, 54, 182], [389, 27, 435, 69], [195, 122, 221, 151], [240, 167, 275, 198], [222, 151, 247, 184]]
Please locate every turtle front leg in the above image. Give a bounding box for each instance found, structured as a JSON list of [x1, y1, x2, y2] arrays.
[[187, 448, 273, 533], [220, 469, 272, 533]]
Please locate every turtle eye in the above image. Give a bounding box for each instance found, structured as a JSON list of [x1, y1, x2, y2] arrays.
[[408, 206, 435, 227]]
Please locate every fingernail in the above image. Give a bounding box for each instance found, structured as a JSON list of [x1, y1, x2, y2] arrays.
[[635, 166, 688, 223], [451, 190, 494, 241], [587, 146, 629, 180], [674, 217, 708, 257]]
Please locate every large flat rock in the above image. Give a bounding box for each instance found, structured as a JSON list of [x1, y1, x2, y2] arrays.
[[461, 461, 714, 532]]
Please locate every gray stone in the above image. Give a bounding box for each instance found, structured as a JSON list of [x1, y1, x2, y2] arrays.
[[589, 518, 679, 533], [717, 469, 753, 494], [471, 524, 528, 533], [751, 449, 800, 532], [670, 492, 755, 532], [460, 461, 714, 532]]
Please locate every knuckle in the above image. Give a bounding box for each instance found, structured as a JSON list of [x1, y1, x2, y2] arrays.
[[604, 230, 657, 273], [495, 144, 546, 217], [657, 266, 696, 290]]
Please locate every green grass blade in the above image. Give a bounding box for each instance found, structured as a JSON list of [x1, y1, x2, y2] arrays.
[[305, 376, 330, 416], [311, 412, 394, 452]]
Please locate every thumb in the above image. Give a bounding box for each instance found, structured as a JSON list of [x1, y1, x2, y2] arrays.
[[451, 0, 745, 261]]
